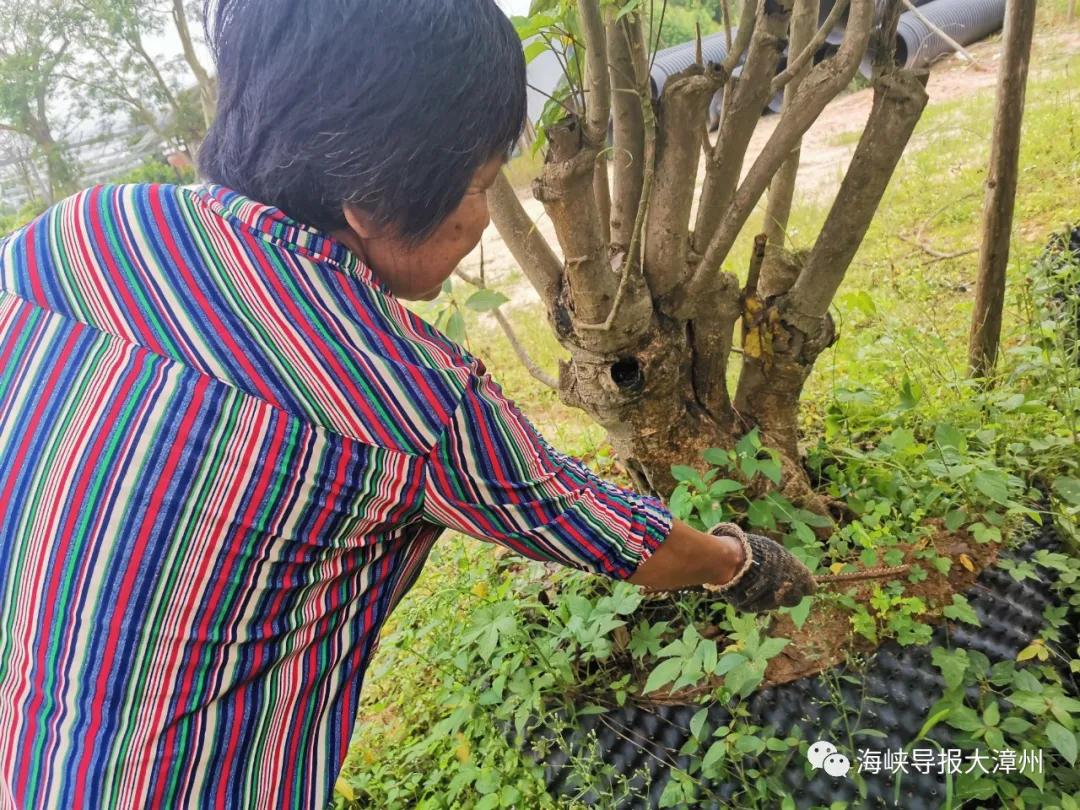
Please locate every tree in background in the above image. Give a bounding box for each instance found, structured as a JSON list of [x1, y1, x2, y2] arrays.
[[0, 0, 83, 203], [0, 0, 214, 223], [66, 0, 204, 155], [489, 0, 928, 509]]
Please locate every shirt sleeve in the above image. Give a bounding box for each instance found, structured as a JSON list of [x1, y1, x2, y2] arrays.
[[420, 359, 673, 580]]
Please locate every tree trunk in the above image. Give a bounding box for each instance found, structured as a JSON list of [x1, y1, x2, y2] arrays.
[[491, 1, 925, 502], [968, 0, 1036, 378], [172, 0, 216, 129], [20, 98, 73, 204]]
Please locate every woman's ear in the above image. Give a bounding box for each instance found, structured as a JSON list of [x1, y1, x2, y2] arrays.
[[341, 204, 380, 240]]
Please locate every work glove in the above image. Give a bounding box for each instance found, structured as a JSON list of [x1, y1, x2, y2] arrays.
[[702, 521, 817, 612]]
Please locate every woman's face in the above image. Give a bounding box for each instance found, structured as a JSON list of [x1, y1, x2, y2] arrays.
[[338, 156, 505, 301]]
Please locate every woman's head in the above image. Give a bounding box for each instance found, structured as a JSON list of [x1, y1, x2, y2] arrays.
[[198, 0, 526, 297]]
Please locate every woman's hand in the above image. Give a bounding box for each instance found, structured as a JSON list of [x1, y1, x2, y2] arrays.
[[629, 519, 816, 612]]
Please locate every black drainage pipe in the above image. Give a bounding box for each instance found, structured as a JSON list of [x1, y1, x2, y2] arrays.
[[858, 0, 1007, 76]]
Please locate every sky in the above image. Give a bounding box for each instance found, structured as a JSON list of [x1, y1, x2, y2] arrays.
[[147, 0, 534, 65]]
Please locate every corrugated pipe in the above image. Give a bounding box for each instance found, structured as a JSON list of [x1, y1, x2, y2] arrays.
[[892, 0, 1006, 68], [825, 0, 937, 46], [649, 31, 737, 98]]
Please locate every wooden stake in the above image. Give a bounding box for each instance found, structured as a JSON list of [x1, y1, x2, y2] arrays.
[[968, 0, 1037, 378]]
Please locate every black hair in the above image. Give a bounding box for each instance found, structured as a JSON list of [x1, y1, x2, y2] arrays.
[[198, 0, 526, 243]]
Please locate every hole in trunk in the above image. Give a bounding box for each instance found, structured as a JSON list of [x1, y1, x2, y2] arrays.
[[610, 357, 643, 392]]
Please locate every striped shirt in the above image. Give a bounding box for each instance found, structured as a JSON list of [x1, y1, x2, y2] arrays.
[[0, 183, 672, 809]]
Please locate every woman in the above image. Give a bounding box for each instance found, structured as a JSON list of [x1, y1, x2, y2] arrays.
[[0, 1, 815, 807]]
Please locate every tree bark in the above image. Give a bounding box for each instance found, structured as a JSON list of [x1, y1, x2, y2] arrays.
[[787, 69, 929, 318], [606, 14, 646, 250], [968, 0, 1036, 378]]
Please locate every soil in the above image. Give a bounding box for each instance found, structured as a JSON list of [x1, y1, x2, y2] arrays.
[[763, 521, 1000, 687]]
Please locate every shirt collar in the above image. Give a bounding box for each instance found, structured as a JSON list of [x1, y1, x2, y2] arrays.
[[193, 183, 391, 295]]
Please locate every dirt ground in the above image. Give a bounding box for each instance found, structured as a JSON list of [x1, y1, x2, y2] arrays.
[[462, 29, 1079, 312]]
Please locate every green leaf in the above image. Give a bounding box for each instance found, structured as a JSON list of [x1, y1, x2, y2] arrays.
[[614, 0, 642, 22], [523, 39, 549, 64], [671, 465, 703, 486], [668, 485, 693, 519], [474, 770, 500, 795], [724, 660, 765, 697], [942, 595, 981, 627], [734, 734, 765, 754], [445, 310, 466, 344], [690, 708, 708, 741], [898, 374, 921, 409], [786, 595, 813, 630], [714, 652, 747, 676], [465, 289, 510, 312], [746, 499, 777, 530], [1052, 476, 1080, 506], [702, 448, 730, 467], [701, 739, 726, 771], [934, 423, 967, 452], [643, 657, 683, 694], [945, 508, 967, 531], [708, 479, 744, 496], [931, 647, 970, 691], [758, 637, 790, 659], [757, 456, 783, 485], [973, 470, 1010, 505], [528, 0, 559, 14], [846, 290, 877, 317], [1046, 721, 1078, 766], [946, 705, 983, 733]]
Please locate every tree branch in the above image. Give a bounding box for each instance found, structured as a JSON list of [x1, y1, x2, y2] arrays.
[[672, 0, 876, 319], [453, 267, 557, 390], [171, 0, 216, 127], [578, 15, 656, 332], [532, 121, 615, 326], [770, 0, 848, 94], [487, 171, 564, 308], [762, 0, 820, 249], [722, 0, 758, 75], [786, 69, 929, 320], [492, 309, 558, 389], [579, 0, 613, 244], [643, 65, 724, 298], [606, 13, 646, 249], [578, 0, 611, 146], [692, 0, 793, 255]]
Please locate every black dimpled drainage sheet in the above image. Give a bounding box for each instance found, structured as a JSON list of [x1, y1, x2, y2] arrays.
[[537, 522, 1079, 809]]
